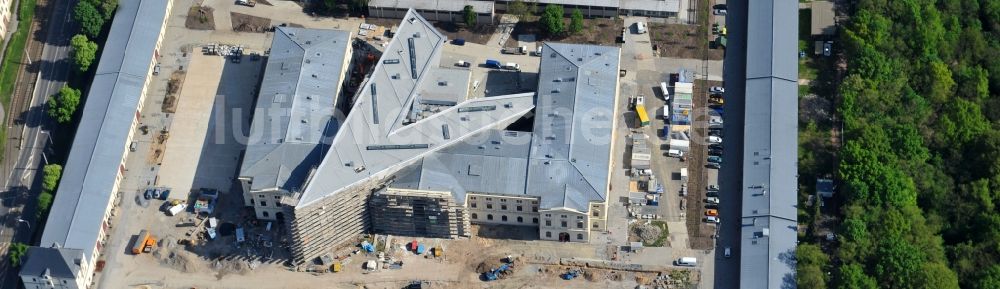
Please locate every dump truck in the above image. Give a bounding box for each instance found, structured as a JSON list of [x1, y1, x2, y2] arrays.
[[502, 46, 527, 55], [132, 230, 156, 254]]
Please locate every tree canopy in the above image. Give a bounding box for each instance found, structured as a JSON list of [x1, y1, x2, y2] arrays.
[[48, 86, 81, 124], [569, 9, 583, 35], [70, 34, 98, 72], [539, 4, 564, 36], [807, 0, 1000, 288], [73, 2, 105, 38], [462, 5, 476, 27]]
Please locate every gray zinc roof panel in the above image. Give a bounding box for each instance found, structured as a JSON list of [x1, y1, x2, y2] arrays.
[[739, 217, 798, 289], [297, 10, 538, 208], [737, 1, 799, 289], [745, 0, 798, 81], [19, 247, 84, 279], [239, 27, 350, 192], [524, 43, 620, 212], [95, 0, 169, 77], [40, 0, 169, 261]]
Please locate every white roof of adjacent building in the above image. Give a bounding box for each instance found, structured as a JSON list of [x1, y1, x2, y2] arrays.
[[295, 10, 535, 208], [369, 0, 494, 13], [239, 27, 351, 193], [40, 0, 169, 261], [737, 0, 798, 288], [389, 42, 621, 213], [620, 0, 682, 13]]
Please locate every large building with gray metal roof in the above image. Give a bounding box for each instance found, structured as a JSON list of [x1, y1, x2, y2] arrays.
[[19, 0, 172, 287], [282, 9, 620, 263], [237, 27, 353, 221], [722, 0, 799, 288]]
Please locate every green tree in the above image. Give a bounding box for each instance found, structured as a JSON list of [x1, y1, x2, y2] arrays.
[[37, 192, 53, 219], [42, 164, 63, 193], [927, 60, 955, 104], [976, 265, 1000, 289], [836, 263, 878, 289], [84, 0, 118, 20], [48, 86, 82, 123], [73, 2, 105, 38], [508, 0, 530, 19], [539, 4, 564, 36], [462, 5, 476, 27], [70, 34, 98, 72], [569, 8, 583, 34], [8, 243, 28, 267], [798, 244, 830, 289], [913, 262, 960, 289]]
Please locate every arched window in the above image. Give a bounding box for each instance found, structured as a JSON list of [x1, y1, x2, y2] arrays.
[[517, 216, 523, 223], [487, 214, 494, 220], [471, 213, 478, 219], [501, 215, 508, 222], [545, 231, 552, 238]]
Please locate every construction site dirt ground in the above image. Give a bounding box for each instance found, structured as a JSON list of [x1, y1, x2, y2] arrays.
[[110, 226, 698, 289]]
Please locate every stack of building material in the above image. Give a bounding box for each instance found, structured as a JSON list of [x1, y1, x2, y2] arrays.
[[630, 133, 651, 170]]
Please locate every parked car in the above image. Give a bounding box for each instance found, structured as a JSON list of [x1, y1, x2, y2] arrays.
[[451, 38, 466, 45], [724, 247, 732, 258], [709, 86, 725, 94], [707, 162, 721, 169], [635, 21, 647, 34], [706, 190, 719, 198], [706, 197, 720, 204], [709, 143, 723, 150], [708, 156, 722, 164], [705, 209, 719, 216], [708, 185, 719, 191], [705, 216, 720, 223], [823, 41, 833, 56], [709, 147, 724, 156], [708, 136, 722, 144], [705, 203, 719, 210], [713, 9, 727, 15]]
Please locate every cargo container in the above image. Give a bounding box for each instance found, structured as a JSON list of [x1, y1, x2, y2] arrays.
[[131, 230, 156, 254], [636, 105, 650, 126]]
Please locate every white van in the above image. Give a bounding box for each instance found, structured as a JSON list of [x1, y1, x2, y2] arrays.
[[636, 22, 647, 34], [660, 82, 670, 101], [663, 105, 670, 120], [667, 149, 683, 157], [503, 62, 520, 70], [675, 257, 697, 266]]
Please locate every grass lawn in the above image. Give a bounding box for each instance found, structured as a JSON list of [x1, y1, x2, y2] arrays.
[[0, 0, 38, 162]]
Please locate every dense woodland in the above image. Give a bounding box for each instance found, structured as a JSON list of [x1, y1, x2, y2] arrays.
[[797, 0, 1000, 288]]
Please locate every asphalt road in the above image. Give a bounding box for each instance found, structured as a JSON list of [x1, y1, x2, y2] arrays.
[[0, 0, 76, 286], [714, 0, 747, 288]]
